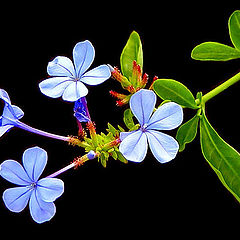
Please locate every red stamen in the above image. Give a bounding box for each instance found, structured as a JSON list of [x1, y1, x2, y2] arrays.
[[109, 90, 128, 100]]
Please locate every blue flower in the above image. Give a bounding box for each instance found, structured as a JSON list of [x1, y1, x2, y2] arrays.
[[0, 89, 24, 137], [0, 146, 64, 224], [39, 40, 111, 102], [119, 89, 183, 163], [0, 89, 69, 141], [74, 97, 91, 122]]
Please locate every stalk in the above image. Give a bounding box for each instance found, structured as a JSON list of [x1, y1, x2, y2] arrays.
[[202, 72, 240, 104]]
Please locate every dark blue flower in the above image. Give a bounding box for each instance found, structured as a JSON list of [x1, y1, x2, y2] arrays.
[[74, 97, 91, 122]]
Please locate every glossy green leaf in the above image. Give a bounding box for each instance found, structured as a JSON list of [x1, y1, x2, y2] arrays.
[[176, 114, 199, 152], [191, 42, 240, 61], [229, 10, 240, 50], [200, 111, 240, 203], [153, 79, 198, 109], [123, 108, 135, 130], [120, 31, 143, 79]]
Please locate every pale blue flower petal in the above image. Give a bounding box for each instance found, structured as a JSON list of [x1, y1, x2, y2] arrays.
[[22, 147, 47, 182], [0, 160, 31, 185], [73, 40, 95, 78], [0, 89, 11, 105], [2, 105, 23, 126], [3, 187, 32, 213], [37, 178, 64, 202], [39, 77, 73, 98], [62, 81, 88, 102], [0, 125, 13, 137], [2, 106, 17, 125], [81, 65, 111, 85], [47, 56, 75, 77], [119, 130, 148, 163], [130, 89, 156, 126], [146, 130, 179, 163], [0, 89, 24, 127], [147, 102, 183, 130], [11, 105, 24, 120], [29, 189, 56, 224], [119, 131, 135, 141]]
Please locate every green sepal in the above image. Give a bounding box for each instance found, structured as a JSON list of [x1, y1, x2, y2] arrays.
[[99, 151, 109, 168], [115, 148, 128, 164], [123, 108, 135, 130], [176, 114, 200, 152], [120, 31, 143, 79], [200, 111, 240, 203], [107, 123, 119, 137], [118, 125, 125, 133], [229, 10, 240, 51], [153, 79, 198, 109], [191, 42, 240, 61]]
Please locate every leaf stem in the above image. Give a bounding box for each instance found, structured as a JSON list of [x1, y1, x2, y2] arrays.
[[201, 72, 240, 104]]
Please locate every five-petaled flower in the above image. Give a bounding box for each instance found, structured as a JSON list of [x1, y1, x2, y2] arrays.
[[119, 89, 183, 163], [0, 89, 24, 137], [0, 146, 64, 224], [39, 40, 111, 102]]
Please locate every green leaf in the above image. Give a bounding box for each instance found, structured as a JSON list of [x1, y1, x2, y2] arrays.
[[123, 108, 135, 130], [120, 31, 143, 79], [229, 10, 240, 50], [176, 114, 199, 152], [191, 42, 240, 61], [200, 111, 240, 203], [153, 79, 198, 109]]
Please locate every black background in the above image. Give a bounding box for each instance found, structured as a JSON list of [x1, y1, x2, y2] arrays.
[[0, 3, 239, 238]]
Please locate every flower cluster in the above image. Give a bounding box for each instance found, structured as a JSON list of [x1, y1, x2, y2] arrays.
[[0, 38, 183, 224]]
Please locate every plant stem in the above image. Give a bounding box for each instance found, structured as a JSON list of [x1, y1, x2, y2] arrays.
[[16, 121, 70, 142], [202, 72, 240, 104], [46, 151, 98, 178]]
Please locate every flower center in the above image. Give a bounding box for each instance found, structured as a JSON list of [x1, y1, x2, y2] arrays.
[[140, 124, 148, 132], [28, 182, 37, 189], [74, 77, 80, 82]]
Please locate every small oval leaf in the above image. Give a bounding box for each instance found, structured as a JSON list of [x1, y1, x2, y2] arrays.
[[229, 10, 240, 50], [176, 114, 199, 152], [153, 79, 198, 109], [123, 108, 135, 130], [120, 31, 143, 79], [191, 42, 240, 61]]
